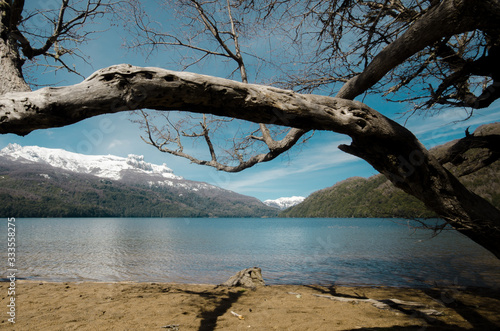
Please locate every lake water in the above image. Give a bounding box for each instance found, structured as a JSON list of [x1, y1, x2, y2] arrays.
[[4, 218, 500, 288]]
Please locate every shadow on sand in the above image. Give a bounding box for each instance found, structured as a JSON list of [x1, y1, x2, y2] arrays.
[[170, 287, 245, 331], [305, 284, 500, 331]]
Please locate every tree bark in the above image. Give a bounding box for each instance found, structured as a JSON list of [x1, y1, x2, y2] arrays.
[[0, 6, 31, 94], [0, 64, 499, 258]]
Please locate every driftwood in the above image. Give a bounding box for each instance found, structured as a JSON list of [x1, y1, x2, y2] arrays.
[[312, 294, 444, 316], [220, 267, 265, 289]]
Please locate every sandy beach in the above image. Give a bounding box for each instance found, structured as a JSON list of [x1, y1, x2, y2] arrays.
[[1, 281, 499, 330]]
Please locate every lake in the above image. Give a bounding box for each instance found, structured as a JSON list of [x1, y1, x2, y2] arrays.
[[5, 218, 500, 288]]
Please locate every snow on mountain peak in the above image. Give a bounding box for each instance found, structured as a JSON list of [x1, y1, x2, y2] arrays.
[[0, 143, 181, 181], [263, 196, 305, 210]]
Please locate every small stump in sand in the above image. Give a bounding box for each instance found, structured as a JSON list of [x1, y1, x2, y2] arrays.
[[221, 267, 265, 289]]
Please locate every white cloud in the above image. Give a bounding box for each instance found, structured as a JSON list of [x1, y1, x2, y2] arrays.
[[222, 136, 360, 193], [403, 104, 500, 148], [107, 139, 125, 150]]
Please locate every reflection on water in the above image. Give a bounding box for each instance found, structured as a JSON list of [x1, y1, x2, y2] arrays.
[[5, 218, 500, 287]]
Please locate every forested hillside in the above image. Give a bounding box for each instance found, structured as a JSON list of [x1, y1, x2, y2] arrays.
[[281, 123, 500, 218], [0, 160, 277, 218]]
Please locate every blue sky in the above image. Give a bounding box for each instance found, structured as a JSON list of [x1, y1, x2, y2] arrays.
[[2, 2, 500, 202]]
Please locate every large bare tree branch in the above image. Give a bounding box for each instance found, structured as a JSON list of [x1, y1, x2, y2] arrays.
[[274, 0, 500, 112], [337, 0, 500, 100], [0, 64, 350, 134]]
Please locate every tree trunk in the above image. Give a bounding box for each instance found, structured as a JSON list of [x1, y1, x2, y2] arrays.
[[0, 64, 499, 258], [0, 7, 30, 94], [0, 39, 30, 94], [339, 135, 500, 259]]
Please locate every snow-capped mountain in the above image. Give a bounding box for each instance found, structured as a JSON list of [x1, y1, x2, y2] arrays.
[[0, 143, 219, 192], [0, 144, 277, 218], [263, 196, 305, 210], [1, 143, 179, 181]]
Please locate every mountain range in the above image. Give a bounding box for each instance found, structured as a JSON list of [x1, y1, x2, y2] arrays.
[[2, 122, 498, 219], [281, 122, 500, 218], [0, 144, 278, 218], [263, 196, 305, 210]]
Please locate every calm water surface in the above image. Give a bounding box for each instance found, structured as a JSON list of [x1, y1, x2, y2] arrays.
[[5, 218, 500, 287]]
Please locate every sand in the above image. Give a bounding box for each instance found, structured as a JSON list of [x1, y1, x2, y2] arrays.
[[1, 281, 499, 330]]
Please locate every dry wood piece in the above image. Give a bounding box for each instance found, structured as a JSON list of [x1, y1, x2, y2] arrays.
[[220, 267, 265, 289]]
